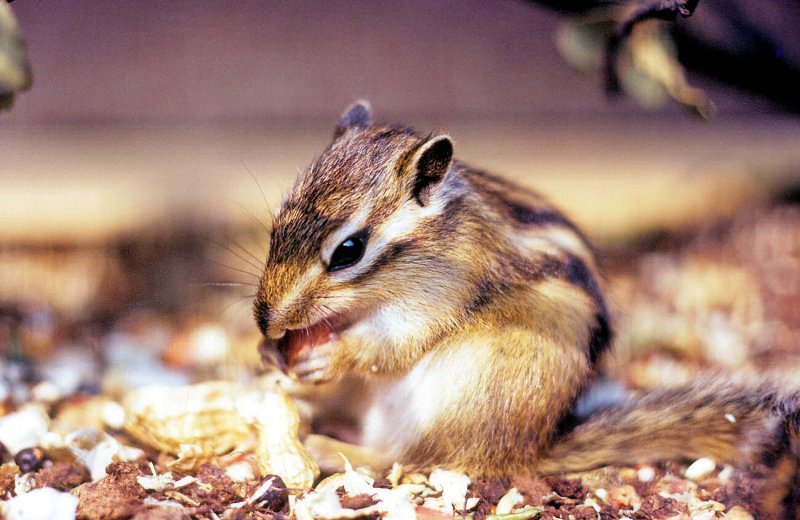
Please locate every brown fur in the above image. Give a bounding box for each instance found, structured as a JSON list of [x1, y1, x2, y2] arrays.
[[254, 102, 799, 516]]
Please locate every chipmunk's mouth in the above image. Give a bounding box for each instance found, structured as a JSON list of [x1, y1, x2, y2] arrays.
[[274, 313, 351, 371]]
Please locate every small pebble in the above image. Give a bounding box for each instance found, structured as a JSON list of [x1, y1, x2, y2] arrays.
[[75, 383, 102, 396], [4, 486, 78, 520], [618, 467, 637, 481], [31, 381, 62, 403], [0, 406, 50, 454], [685, 457, 716, 480], [14, 446, 45, 473], [717, 464, 734, 482], [607, 484, 641, 511], [256, 474, 289, 511], [636, 464, 656, 482], [661, 479, 694, 495], [101, 401, 126, 430], [223, 458, 257, 482]]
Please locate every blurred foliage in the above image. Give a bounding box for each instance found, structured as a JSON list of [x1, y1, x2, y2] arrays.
[[556, 7, 714, 118], [0, 1, 32, 111], [534, 0, 800, 114]]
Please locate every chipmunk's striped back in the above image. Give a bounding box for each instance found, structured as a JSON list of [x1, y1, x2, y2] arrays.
[[459, 167, 611, 364]]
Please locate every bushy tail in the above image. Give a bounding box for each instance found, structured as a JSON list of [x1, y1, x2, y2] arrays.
[[536, 374, 800, 518]]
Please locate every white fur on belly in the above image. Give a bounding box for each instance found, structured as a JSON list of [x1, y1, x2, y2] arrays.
[[359, 338, 492, 459]]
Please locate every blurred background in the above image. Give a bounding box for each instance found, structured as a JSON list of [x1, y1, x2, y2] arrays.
[[1, 0, 799, 393]]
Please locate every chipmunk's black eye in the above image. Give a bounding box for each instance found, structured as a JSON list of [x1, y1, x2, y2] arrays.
[[328, 232, 367, 272]]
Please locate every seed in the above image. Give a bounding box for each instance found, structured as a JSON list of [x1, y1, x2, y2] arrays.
[[685, 457, 716, 481]]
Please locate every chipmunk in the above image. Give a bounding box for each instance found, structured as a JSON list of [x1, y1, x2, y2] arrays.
[[254, 102, 799, 515]]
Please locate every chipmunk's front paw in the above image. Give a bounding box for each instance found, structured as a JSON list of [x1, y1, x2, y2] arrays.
[[290, 341, 336, 383]]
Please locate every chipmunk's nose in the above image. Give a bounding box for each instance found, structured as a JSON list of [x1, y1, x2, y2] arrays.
[[253, 296, 289, 340], [253, 297, 273, 336]]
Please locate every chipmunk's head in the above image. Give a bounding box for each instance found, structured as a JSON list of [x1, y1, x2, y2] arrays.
[[254, 102, 464, 381]]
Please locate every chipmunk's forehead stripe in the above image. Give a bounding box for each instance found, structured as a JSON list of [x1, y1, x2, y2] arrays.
[[312, 126, 422, 184], [269, 203, 345, 265], [269, 129, 425, 270]]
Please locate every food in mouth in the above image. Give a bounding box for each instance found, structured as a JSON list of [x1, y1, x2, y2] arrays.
[[276, 320, 339, 369], [258, 311, 355, 379]]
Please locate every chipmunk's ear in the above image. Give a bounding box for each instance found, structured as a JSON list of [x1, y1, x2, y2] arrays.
[[407, 135, 453, 206], [334, 101, 372, 139]]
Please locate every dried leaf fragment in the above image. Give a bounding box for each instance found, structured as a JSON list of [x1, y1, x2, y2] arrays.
[[495, 487, 524, 515], [64, 427, 144, 481]]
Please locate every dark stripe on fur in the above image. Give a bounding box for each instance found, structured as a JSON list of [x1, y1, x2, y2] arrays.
[[439, 195, 466, 226], [563, 255, 613, 364], [587, 315, 612, 365], [505, 200, 581, 233], [501, 198, 598, 259], [510, 252, 612, 364], [760, 399, 800, 468], [350, 238, 416, 284], [466, 275, 510, 314]]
